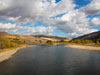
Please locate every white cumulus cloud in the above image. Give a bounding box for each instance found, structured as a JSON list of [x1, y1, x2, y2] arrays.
[[0, 0, 99, 37], [80, 0, 100, 15], [90, 18, 100, 26], [0, 23, 18, 32]]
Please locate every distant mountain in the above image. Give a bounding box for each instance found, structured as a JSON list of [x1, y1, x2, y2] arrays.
[[69, 31, 100, 45], [74, 31, 100, 40], [0, 32, 72, 49], [32, 35, 71, 40], [0, 32, 71, 44]]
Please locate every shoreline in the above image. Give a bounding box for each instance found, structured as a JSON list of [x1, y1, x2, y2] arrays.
[[0, 46, 26, 62], [65, 44, 100, 50]]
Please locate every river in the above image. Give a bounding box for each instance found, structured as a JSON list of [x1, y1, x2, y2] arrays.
[[0, 44, 100, 75]]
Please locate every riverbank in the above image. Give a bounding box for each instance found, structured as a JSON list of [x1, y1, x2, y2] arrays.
[[0, 45, 27, 62], [66, 44, 100, 50]]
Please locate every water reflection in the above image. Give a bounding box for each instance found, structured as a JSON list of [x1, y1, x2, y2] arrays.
[[0, 45, 100, 75]]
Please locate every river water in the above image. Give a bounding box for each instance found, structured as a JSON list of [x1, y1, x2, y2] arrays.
[[0, 44, 100, 75]]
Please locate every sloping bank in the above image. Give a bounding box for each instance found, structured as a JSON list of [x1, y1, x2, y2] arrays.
[[65, 44, 100, 50], [0, 46, 26, 62]]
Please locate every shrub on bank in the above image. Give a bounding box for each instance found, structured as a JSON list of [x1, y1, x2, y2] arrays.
[[0, 37, 27, 49], [69, 39, 94, 44], [0, 37, 11, 49]]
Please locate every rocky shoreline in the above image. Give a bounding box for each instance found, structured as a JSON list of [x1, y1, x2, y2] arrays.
[[66, 44, 100, 50]]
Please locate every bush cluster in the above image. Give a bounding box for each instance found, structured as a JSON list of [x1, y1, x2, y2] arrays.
[[0, 37, 26, 49]]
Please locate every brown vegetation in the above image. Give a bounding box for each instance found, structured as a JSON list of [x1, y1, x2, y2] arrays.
[[69, 31, 100, 46], [0, 32, 71, 50]]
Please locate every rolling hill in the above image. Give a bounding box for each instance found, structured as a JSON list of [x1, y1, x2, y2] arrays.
[[74, 31, 100, 40], [70, 31, 100, 45], [0, 32, 71, 49]]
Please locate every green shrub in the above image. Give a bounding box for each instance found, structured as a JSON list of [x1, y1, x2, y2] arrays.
[[70, 39, 94, 44], [46, 40, 54, 45]]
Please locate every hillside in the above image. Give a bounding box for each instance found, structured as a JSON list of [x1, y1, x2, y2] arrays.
[[31, 35, 72, 41], [0, 32, 9, 35], [74, 31, 100, 40], [70, 31, 100, 46], [0, 32, 71, 49], [33, 35, 68, 39]]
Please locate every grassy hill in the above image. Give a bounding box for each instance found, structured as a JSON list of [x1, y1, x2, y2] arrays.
[[0, 32, 71, 49], [73, 31, 100, 40], [69, 31, 100, 46]]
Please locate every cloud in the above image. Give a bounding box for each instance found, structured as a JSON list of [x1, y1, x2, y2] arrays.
[[80, 0, 100, 15], [43, 10, 98, 37], [0, 0, 12, 11], [2, 16, 21, 21], [90, 17, 100, 26], [0, 0, 99, 37], [0, 22, 55, 35], [0, 23, 18, 32], [0, 0, 75, 21], [20, 26, 55, 35]]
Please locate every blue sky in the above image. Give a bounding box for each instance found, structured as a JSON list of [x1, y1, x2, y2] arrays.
[[35, 0, 93, 37], [0, 0, 100, 37], [74, 0, 91, 9], [32, 0, 99, 37], [56, 0, 61, 3]]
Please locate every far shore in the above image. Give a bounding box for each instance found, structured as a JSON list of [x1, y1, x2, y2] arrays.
[[65, 44, 100, 50], [0, 45, 27, 62]]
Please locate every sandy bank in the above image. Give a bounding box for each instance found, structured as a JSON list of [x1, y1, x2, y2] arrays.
[[65, 44, 100, 50], [0, 46, 26, 62]]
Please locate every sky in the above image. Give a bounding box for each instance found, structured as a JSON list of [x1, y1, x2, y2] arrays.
[[0, 0, 100, 37]]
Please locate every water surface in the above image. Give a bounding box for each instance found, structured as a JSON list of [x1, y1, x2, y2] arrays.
[[0, 44, 100, 75]]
